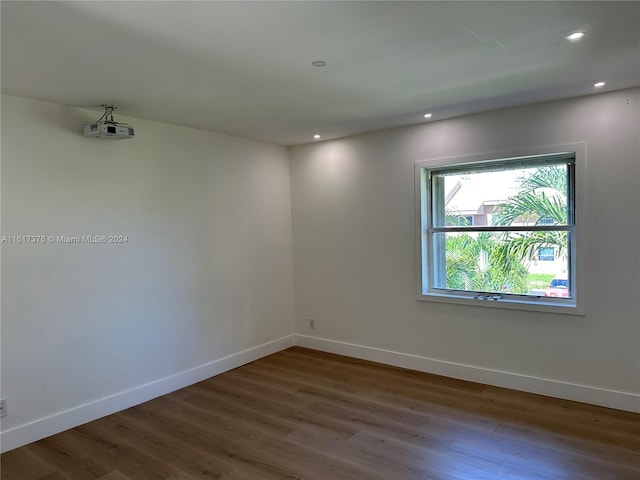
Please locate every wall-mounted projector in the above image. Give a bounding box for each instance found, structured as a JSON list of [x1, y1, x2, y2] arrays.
[[83, 122, 135, 139], [83, 104, 135, 139]]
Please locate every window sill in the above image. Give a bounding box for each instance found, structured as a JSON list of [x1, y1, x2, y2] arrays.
[[418, 291, 585, 316]]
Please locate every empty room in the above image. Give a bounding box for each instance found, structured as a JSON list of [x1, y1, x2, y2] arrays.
[[1, 1, 639, 479]]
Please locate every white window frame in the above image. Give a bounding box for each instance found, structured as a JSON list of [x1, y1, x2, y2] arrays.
[[415, 144, 586, 315]]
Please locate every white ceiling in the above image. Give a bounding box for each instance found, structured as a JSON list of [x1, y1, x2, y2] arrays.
[[2, 1, 639, 146]]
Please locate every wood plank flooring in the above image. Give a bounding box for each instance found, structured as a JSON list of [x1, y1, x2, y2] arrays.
[[2, 346, 639, 479]]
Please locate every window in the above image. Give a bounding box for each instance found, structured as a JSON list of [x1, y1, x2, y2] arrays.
[[537, 246, 555, 261], [415, 146, 585, 314]]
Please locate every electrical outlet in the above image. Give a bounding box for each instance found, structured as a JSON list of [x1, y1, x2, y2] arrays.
[[309, 318, 316, 330], [0, 399, 7, 417]]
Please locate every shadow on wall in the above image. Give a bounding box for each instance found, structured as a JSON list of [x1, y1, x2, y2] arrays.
[[25, 101, 123, 136]]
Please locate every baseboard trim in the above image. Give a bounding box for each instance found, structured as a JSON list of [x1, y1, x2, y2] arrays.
[[0, 335, 294, 453], [294, 334, 640, 413]]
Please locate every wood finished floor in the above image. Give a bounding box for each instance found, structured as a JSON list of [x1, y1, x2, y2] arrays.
[[2, 347, 639, 480]]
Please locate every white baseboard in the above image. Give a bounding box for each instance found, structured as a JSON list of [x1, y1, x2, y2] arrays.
[[294, 334, 640, 413], [3, 333, 636, 453], [0, 335, 294, 453]]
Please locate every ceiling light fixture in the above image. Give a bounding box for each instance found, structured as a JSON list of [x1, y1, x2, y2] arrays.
[[313, 134, 321, 139], [423, 113, 432, 119], [593, 81, 606, 88], [311, 60, 327, 67], [566, 31, 585, 41]]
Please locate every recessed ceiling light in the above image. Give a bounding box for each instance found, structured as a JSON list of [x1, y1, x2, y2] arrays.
[[313, 134, 321, 139], [566, 31, 585, 41], [311, 60, 327, 67], [423, 113, 432, 118], [593, 81, 606, 88]]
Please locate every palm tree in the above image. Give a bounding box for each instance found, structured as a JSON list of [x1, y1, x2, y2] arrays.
[[493, 166, 569, 266], [442, 166, 568, 294], [445, 233, 528, 293]]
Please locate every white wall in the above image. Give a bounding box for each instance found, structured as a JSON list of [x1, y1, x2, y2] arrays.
[[2, 89, 638, 454], [0, 94, 295, 451], [290, 88, 640, 411]]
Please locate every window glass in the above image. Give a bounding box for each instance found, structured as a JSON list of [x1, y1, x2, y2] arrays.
[[417, 150, 580, 313], [538, 246, 555, 261]]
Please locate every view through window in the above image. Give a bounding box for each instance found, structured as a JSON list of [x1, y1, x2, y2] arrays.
[[418, 152, 577, 309]]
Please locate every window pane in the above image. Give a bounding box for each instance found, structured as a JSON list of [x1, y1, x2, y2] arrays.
[[433, 231, 570, 297], [431, 164, 569, 228], [537, 246, 555, 261]]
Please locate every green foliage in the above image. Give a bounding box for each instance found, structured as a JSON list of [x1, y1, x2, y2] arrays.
[[445, 208, 471, 227], [494, 190, 567, 226], [494, 165, 568, 263], [445, 233, 528, 294], [444, 165, 568, 295], [519, 166, 567, 193]]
